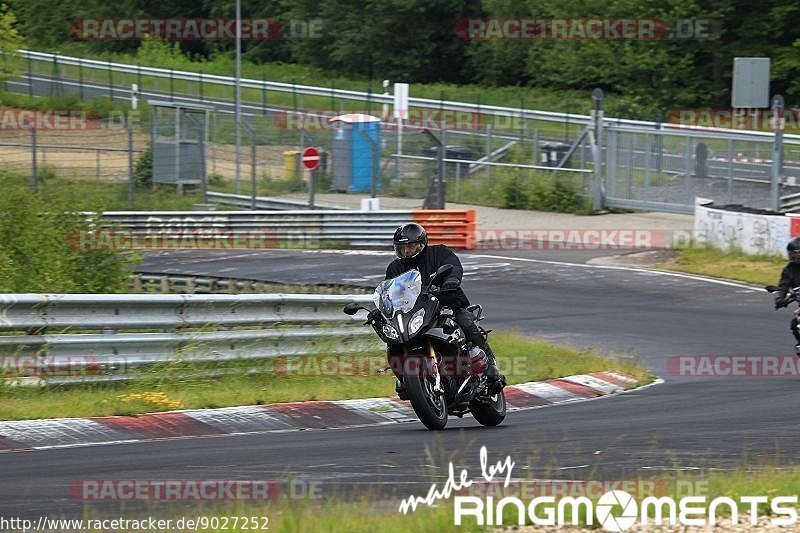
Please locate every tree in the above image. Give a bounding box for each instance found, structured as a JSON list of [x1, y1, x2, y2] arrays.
[[0, 3, 23, 86]]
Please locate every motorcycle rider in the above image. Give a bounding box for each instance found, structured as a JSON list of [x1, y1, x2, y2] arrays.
[[386, 223, 506, 394], [774, 237, 800, 355]]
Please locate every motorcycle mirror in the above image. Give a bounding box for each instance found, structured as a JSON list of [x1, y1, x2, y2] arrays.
[[343, 302, 365, 315], [430, 264, 454, 280]]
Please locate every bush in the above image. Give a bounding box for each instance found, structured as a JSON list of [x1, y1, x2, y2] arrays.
[[498, 174, 586, 213], [0, 173, 134, 293], [134, 145, 153, 188]]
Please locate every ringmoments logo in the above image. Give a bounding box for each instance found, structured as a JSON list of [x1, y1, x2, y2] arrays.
[[397, 447, 799, 530]]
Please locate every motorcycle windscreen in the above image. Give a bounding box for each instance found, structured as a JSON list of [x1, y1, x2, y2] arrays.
[[373, 269, 422, 321]]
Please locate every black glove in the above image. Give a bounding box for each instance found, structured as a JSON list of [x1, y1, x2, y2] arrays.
[[442, 277, 461, 290], [775, 297, 789, 309]]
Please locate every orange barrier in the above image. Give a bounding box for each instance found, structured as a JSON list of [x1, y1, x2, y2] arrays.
[[412, 210, 476, 250]]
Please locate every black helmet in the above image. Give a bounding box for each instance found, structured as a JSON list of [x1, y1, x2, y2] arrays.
[[393, 223, 428, 259], [788, 237, 800, 263]]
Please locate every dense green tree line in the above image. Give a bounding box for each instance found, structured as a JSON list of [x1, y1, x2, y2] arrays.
[[7, 0, 800, 115]]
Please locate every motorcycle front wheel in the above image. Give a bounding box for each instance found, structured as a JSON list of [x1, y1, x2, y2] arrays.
[[404, 358, 448, 430]]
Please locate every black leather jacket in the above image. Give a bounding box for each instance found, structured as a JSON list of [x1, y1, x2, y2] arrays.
[[385, 244, 470, 309], [777, 262, 800, 303]]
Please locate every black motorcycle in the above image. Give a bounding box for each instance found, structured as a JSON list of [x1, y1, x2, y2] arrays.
[[343, 264, 506, 430], [766, 284, 800, 344]]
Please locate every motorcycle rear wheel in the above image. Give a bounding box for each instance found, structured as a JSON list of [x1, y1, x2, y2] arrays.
[[470, 389, 506, 426]]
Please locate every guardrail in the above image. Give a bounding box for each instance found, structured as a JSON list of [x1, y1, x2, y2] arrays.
[[206, 191, 344, 210], [781, 192, 800, 212], [95, 209, 476, 249], [130, 273, 373, 294], [0, 293, 378, 384], [20, 48, 800, 143]]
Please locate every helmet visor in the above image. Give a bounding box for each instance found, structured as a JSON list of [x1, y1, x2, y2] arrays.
[[394, 242, 424, 259]]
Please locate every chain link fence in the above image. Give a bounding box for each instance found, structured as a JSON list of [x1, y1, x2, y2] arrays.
[[5, 49, 800, 214]]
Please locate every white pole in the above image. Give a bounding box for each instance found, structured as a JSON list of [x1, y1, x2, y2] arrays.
[[235, 0, 242, 194]]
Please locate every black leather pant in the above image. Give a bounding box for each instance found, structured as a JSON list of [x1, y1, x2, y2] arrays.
[[454, 308, 494, 359]]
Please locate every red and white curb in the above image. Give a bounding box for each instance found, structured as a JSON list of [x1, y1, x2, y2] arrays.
[[0, 371, 643, 453]]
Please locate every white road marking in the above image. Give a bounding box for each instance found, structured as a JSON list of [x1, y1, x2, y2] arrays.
[[471, 254, 762, 291]]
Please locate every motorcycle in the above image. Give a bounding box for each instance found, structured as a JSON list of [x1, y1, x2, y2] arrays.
[[766, 285, 800, 345], [343, 264, 506, 431]]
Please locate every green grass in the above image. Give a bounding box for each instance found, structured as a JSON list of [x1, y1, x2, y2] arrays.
[[68, 464, 800, 532], [659, 245, 784, 287], [0, 171, 222, 211], [0, 330, 652, 420]]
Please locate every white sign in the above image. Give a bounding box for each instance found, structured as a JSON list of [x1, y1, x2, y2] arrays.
[[394, 83, 409, 120]]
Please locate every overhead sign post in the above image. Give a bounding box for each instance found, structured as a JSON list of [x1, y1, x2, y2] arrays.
[[303, 146, 320, 207]]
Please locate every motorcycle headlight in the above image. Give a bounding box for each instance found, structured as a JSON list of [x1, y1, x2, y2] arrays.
[[382, 324, 399, 340], [409, 308, 425, 334]]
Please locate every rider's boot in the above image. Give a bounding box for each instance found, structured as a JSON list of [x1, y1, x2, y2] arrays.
[[481, 343, 506, 394]]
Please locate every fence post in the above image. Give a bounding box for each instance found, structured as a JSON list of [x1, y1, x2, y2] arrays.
[[486, 123, 493, 185], [51, 54, 60, 97], [261, 72, 267, 115], [108, 60, 113, 101], [455, 161, 461, 203], [772, 94, 784, 212], [30, 126, 37, 193], [727, 139, 734, 204], [128, 117, 135, 208], [251, 130, 257, 209], [78, 58, 83, 99], [591, 88, 605, 211], [27, 54, 32, 98]]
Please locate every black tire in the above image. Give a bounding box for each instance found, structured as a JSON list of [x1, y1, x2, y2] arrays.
[[470, 389, 506, 426], [404, 358, 448, 431]]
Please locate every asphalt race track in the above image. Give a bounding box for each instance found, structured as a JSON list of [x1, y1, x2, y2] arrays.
[[2, 248, 799, 521]]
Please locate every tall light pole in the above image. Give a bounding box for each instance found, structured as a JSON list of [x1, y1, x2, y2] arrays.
[[235, 0, 242, 194]]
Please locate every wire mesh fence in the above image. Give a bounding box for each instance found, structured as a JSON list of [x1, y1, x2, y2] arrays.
[[5, 49, 800, 214]]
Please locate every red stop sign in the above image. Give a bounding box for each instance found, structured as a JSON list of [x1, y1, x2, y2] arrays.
[[302, 146, 321, 170]]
